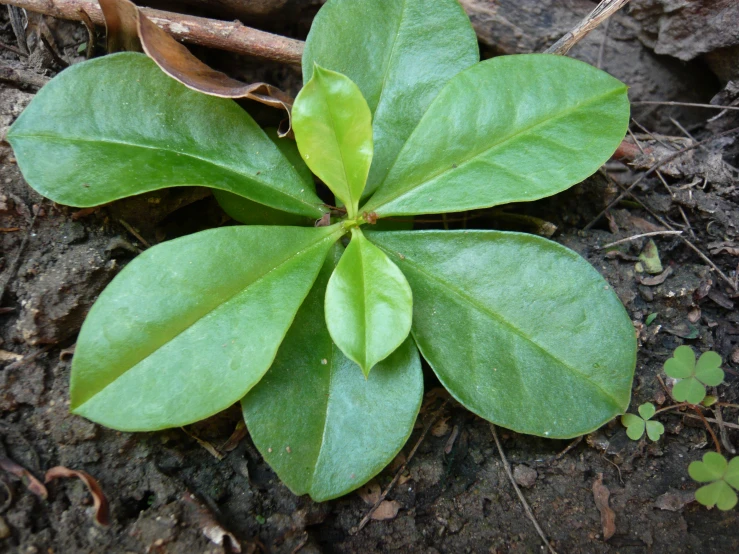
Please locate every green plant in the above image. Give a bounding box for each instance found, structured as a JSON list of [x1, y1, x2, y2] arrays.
[[664, 346, 724, 405], [689, 452, 739, 510], [622, 403, 664, 441], [6, 0, 636, 500]]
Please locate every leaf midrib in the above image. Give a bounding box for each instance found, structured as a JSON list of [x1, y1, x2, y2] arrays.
[[375, 243, 623, 409], [10, 133, 321, 213], [75, 226, 343, 409], [371, 0, 408, 114], [364, 85, 625, 213]]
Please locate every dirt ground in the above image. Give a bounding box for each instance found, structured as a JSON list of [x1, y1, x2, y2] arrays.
[[1, 1, 739, 552]]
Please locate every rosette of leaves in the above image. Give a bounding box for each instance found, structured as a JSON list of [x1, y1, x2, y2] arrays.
[[6, 0, 636, 500], [664, 346, 724, 405], [689, 452, 739, 510], [622, 403, 664, 441]]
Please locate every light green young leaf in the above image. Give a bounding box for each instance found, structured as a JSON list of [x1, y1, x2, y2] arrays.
[[726, 458, 739, 489], [689, 452, 729, 482], [695, 481, 738, 511], [293, 65, 373, 218], [367, 230, 636, 438], [325, 228, 412, 376], [242, 246, 423, 501], [695, 351, 724, 386], [638, 402, 656, 420], [7, 53, 325, 218], [621, 414, 645, 441], [70, 224, 344, 431], [623, 403, 663, 441], [689, 452, 739, 510], [361, 55, 629, 217], [303, 0, 479, 198], [645, 420, 665, 442], [672, 379, 707, 405], [665, 346, 724, 404], [664, 345, 696, 379]]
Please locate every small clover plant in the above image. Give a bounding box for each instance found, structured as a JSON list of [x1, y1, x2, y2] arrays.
[[689, 453, 739, 511], [6, 0, 637, 500], [664, 346, 724, 405], [622, 403, 664, 442]]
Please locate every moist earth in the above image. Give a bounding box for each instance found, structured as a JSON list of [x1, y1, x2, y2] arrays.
[[1, 1, 739, 552]]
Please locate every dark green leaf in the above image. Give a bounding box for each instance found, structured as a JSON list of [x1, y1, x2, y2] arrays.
[[293, 65, 373, 217], [303, 0, 479, 197], [242, 246, 423, 501], [325, 228, 413, 376], [70, 224, 344, 431], [362, 55, 629, 217], [214, 129, 316, 226], [7, 53, 325, 218], [368, 230, 636, 438]]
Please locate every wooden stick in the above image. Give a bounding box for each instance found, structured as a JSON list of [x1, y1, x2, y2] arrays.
[[0, 0, 304, 65], [545, 0, 630, 55], [491, 424, 557, 554]]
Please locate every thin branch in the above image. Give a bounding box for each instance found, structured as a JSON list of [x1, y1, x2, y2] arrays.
[[584, 126, 739, 231], [545, 0, 630, 55], [632, 101, 739, 112], [491, 424, 557, 554], [0, 0, 304, 65], [600, 230, 682, 249], [597, 168, 735, 289], [0, 200, 43, 305], [675, 413, 739, 431], [0, 64, 51, 88]]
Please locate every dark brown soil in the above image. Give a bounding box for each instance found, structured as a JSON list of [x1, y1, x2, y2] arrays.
[[1, 2, 739, 553]]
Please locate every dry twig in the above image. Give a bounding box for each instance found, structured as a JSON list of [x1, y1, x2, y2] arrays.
[[545, 0, 630, 55], [491, 424, 557, 554], [0, 0, 304, 65], [600, 230, 682, 249], [585, 126, 739, 232]]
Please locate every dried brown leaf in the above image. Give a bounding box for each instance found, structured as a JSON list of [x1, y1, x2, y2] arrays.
[[99, 0, 142, 53], [371, 500, 401, 521], [182, 492, 241, 552], [431, 417, 450, 437], [708, 289, 734, 310], [592, 473, 615, 541], [100, 0, 294, 134], [357, 482, 381, 506], [444, 425, 460, 454], [220, 420, 247, 453], [0, 457, 47, 499], [45, 466, 109, 526], [638, 266, 673, 286]]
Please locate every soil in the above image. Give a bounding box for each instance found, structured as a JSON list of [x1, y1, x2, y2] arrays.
[[1, 2, 739, 553]]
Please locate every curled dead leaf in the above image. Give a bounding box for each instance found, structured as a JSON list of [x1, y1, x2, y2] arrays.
[[371, 500, 401, 521], [182, 492, 241, 552], [100, 0, 294, 135], [45, 466, 109, 526], [220, 420, 247, 453], [638, 266, 673, 286], [592, 473, 615, 541], [0, 457, 47, 499]]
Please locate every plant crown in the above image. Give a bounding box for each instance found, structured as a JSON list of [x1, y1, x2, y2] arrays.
[[6, 0, 636, 500]]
